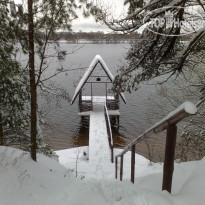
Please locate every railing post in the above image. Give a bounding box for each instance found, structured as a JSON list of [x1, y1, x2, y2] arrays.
[[78, 91, 82, 112], [105, 82, 107, 103], [162, 124, 177, 193], [111, 147, 114, 163], [116, 116, 119, 129], [131, 145, 135, 184], [115, 156, 118, 179], [79, 90, 82, 103], [120, 155, 124, 181], [104, 104, 114, 163], [91, 83, 93, 111]]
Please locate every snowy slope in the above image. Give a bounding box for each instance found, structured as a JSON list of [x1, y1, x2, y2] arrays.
[[175, 158, 205, 205], [56, 147, 163, 180], [0, 146, 105, 205], [0, 146, 204, 205], [56, 147, 204, 205]]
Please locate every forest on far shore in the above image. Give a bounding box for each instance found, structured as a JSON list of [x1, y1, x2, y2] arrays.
[[55, 31, 141, 43], [53, 31, 192, 44]]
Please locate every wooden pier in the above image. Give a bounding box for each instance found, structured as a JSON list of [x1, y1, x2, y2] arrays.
[[89, 99, 112, 163], [71, 55, 126, 164]]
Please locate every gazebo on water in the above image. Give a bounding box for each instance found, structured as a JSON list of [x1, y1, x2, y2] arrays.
[[71, 55, 126, 123]]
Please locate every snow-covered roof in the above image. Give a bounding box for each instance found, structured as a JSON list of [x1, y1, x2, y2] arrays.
[[71, 55, 126, 104]]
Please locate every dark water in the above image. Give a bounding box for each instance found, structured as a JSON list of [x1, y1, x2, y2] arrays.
[[39, 43, 168, 161]]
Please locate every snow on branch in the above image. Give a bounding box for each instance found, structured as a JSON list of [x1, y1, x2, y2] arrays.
[[103, 0, 187, 32], [126, 0, 184, 21], [176, 27, 205, 71]]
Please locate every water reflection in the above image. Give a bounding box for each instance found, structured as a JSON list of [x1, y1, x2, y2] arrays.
[[70, 116, 127, 148], [71, 117, 89, 146]]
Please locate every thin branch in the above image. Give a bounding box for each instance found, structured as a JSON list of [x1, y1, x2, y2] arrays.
[[196, 98, 205, 107]]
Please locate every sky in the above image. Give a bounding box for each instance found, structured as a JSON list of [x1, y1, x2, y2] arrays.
[[72, 0, 128, 33], [14, 0, 128, 33]]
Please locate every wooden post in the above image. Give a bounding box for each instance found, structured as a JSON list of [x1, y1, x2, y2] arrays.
[[116, 94, 119, 110], [115, 156, 118, 179], [79, 90, 82, 103], [120, 155, 124, 181], [131, 145, 135, 183], [117, 116, 119, 129], [106, 83, 107, 103], [162, 124, 177, 193], [91, 83, 93, 110], [111, 147, 114, 163], [91, 83, 93, 99], [79, 91, 82, 112]]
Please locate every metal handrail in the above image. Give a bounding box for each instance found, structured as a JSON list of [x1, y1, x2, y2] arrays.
[[104, 103, 114, 163]]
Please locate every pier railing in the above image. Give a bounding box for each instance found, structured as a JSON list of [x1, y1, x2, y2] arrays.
[[79, 99, 93, 112], [106, 98, 119, 110], [79, 96, 119, 113], [104, 104, 114, 163], [115, 101, 198, 193]]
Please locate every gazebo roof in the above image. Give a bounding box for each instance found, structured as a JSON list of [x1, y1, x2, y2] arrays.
[[71, 55, 126, 104]]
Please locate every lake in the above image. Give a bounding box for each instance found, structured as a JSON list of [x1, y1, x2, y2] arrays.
[[39, 43, 168, 161]]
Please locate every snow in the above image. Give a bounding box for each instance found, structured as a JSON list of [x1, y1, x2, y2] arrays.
[[1, 146, 205, 205], [150, 101, 197, 130], [79, 99, 113, 172], [82, 96, 115, 101], [56, 147, 205, 205], [169, 101, 197, 116], [89, 102, 110, 163], [71, 55, 126, 104], [175, 158, 205, 205], [0, 146, 105, 205], [56, 146, 162, 180], [78, 110, 120, 116]]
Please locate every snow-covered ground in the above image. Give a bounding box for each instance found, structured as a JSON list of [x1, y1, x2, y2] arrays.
[[0, 146, 204, 205]]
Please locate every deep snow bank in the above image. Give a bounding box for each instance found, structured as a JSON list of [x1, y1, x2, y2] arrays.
[[0, 146, 204, 205], [0, 146, 105, 205], [56, 147, 205, 205]]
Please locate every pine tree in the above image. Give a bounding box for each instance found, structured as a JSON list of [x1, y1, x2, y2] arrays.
[[0, 2, 29, 146], [92, 0, 205, 95], [18, 0, 88, 161]]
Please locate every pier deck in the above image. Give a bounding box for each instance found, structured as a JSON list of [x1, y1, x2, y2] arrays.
[[89, 99, 111, 163]]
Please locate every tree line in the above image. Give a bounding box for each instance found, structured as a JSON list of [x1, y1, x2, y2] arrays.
[[55, 31, 141, 44]]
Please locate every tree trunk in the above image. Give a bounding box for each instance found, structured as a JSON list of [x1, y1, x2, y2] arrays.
[[28, 0, 37, 161], [0, 111, 4, 145]]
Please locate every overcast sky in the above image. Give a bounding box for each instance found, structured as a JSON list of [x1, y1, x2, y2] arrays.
[[15, 0, 128, 33], [72, 0, 128, 33]]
